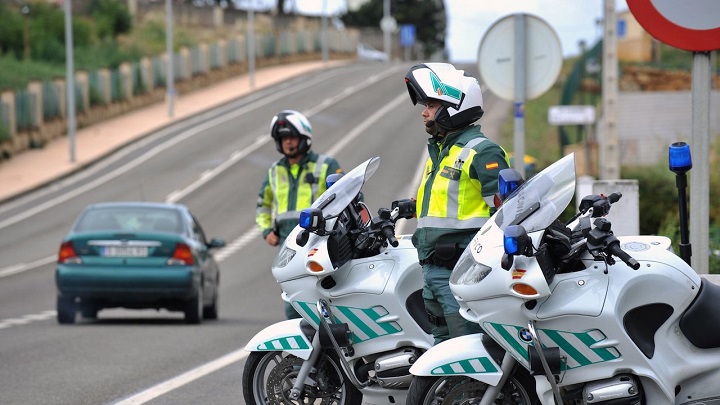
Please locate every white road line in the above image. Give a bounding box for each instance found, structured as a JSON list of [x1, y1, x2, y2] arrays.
[[0, 255, 55, 279], [0, 68, 346, 231], [109, 348, 248, 405], [164, 66, 405, 203]]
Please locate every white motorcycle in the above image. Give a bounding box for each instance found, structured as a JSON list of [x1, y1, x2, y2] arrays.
[[243, 156, 435, 404], [408, 145, 720, 404]]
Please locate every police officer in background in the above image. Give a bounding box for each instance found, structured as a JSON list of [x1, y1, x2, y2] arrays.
[[404, 63, 511, 344], [256, 110, 343, 319]]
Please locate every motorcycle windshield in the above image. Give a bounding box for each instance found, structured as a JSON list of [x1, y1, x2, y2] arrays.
[[492, 153, 576, 233], [310, 156, 380, 218]]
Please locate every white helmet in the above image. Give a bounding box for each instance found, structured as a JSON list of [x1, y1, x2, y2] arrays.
[[269, 110, 312, 157], [404, 63, 484, 131]]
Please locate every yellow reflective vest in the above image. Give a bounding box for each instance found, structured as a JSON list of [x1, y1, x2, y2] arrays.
[[412, 125, 510, 260], [256, 151, 342, 240]]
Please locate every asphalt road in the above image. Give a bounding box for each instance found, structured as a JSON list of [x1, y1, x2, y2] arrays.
[[0, 61, 507, 404]]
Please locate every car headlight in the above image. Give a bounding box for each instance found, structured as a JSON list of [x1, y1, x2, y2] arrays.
[[450, 249, 492, 285], [273, 243, 296, 268]]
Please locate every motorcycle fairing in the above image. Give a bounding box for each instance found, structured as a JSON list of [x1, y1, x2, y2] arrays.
[[483, 321, 621, 371], [244, 318, 314, 360], [294, 301, 403, 344], [408, 333, 504, 385]]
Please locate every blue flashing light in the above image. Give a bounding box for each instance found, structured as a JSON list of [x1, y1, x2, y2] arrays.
[[499, 177, 521, 201], [299, 209, 312, 229], [504, 234, 519, 255], [669, 142, 692, 174], [326, 173, 343, 189]]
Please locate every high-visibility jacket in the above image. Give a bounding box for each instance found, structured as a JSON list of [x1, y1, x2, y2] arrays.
[[256, 151, 342, 240], [412, 125, 510, 261]]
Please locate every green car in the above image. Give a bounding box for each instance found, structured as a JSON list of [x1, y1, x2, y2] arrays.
[[55, 202, 225, 325]]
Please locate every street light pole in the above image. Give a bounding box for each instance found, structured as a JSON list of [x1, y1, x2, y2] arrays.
[[22, 6, 30, 60], [248, 2, 256, 89], [165, 0, 175, 117], [64, 0, 76, 163]]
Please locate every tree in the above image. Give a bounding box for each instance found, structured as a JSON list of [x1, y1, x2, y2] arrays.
[[340, 0, 446, 59]]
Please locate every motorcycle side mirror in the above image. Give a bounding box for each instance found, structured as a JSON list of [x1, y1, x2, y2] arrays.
[[391, 198, 416, 219], [296, 229, 309, 247], [498, 169, 525, 202]]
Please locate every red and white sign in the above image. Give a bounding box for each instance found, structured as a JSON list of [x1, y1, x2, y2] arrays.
[[627, 0, 720, 51]]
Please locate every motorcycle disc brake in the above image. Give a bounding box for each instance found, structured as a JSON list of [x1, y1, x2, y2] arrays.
[[265, 355, 341, 404]]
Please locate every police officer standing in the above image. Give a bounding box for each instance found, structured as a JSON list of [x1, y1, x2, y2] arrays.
[[256, 110, 343, 319], [404, 63, 510, 344]]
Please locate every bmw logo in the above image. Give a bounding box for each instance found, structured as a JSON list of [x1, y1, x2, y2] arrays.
[[519, 328, 533, 343]]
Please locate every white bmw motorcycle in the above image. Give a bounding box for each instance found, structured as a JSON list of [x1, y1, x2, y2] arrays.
[[243, 157, 435, 404], [408, 145, 720, 404]]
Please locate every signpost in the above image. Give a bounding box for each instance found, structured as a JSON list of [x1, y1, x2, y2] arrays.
[[400, 24, 415, 60], [627, 0, 720, 274], [477, 14, 562, 177]]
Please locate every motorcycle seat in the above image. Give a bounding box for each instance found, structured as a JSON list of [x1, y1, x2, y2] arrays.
[[679, 279, 720, 349]]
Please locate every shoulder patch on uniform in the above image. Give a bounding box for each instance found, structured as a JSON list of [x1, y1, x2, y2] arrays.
[[485, 162, 499, 170]]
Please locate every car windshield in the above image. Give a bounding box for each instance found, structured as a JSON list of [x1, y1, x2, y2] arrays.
[[75, 206, 183, 233], [310, 157, 380, 218], [491, 153, 576, 233]]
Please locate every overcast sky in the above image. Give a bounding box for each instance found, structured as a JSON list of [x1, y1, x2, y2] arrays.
[[273, 0, 630, 62]]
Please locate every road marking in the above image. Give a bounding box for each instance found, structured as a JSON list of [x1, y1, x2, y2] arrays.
[[0, 66, 404, 279], [109, 348, 248, 405], [0, 310, 55, 329], [165, 66, 405, 203], [0, 68, 349, 230]]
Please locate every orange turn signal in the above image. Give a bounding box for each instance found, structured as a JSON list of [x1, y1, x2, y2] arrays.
[[308, 261, 324, 272], [512, 283, 538, 296]]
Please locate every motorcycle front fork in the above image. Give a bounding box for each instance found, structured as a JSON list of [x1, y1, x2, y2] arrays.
[[479, 351, 517, 405]]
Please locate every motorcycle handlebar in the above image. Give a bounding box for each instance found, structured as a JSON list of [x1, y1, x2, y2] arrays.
[[607, 242, 640, 270], [382, 226, 399, 247], [607, 192, 622, 204]]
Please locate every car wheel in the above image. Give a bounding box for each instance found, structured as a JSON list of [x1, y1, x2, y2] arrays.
[[80, 304, 98, 319], [203, 288, 218, 320], [57, 296, 76, 324], [184, 287, 203, 324]]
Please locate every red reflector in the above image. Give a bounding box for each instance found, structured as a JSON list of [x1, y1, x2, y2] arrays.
[[58, 241, 78, 263], [169, 242, 194, 265]]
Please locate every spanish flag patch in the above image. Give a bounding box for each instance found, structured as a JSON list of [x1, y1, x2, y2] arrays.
[[485, 162, 499, 170]]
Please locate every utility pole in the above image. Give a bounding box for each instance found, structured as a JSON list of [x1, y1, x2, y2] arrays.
[[165, 0, 175, 117], [599, 0, 619, 180], [64, 0, 76, 163]]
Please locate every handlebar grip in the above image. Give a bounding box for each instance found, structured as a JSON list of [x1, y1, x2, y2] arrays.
[[383, 226, 399, 247], [607, 192, 622, 204], [608, 242, 640, 270]]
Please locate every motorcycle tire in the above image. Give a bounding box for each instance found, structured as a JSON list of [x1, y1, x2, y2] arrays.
[[406, 366, 539, 405], [242, 350, 363, 404]]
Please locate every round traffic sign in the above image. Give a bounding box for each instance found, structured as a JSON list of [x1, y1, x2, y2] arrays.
[[380, 16, 397, 33], [627, 0, 720, 51], [477, 14, 562, 101]]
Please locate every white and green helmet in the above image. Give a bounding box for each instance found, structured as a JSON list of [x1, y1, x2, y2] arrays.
[[269, 110, 313, 157], [404, 63, 484, 131]]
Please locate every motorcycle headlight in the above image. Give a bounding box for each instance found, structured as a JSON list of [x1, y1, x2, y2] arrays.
[[273, 243, 296, 268], [450, 249, 492, 285]]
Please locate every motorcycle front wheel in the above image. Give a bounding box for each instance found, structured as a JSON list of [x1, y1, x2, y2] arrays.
[[242, 351, 363, 404], [406, 367, 539, 405]]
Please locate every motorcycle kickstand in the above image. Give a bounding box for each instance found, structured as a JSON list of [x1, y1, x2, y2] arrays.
[[528, 321, 564, 405], [478, 351, 517, 405], [289, 332, 323, 401]]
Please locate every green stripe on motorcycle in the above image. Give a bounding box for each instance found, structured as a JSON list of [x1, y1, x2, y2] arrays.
[[431, 357, 498, 375]]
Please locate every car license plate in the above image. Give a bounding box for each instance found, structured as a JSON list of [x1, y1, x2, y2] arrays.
[[103, 246, 149, 257]]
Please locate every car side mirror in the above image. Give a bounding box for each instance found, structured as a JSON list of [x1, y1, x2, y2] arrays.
[[208, 238, 226, 249]]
